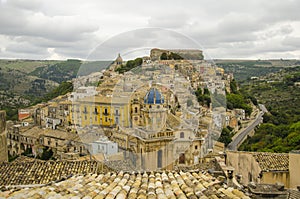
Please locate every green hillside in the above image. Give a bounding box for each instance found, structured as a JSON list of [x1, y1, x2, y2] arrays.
[[0, 59, 61, 73], [0, 59, 111, 120], [215, 59, 300, 82], [239, 66, 300, 152]]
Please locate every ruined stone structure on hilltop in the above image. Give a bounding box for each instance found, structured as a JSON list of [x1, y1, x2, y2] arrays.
[[150, 48, 204, 61]]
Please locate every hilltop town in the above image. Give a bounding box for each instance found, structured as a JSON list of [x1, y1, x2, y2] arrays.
[[0, 49, 300, 198], [5, 49, 233, 169]]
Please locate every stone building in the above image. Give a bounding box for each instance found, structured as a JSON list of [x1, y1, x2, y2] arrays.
[[110, 85, 203, 170], [70, 95, 130, 128], [6, 125, 91, 159], [69, 76, 130, 129], [0, 111, 8, 162], [109, 53, 123, 71], [89, 137, 118, 156], [226, 151, 300, 189], [289, 150, 300, 189], [150, 48, 204, 61]]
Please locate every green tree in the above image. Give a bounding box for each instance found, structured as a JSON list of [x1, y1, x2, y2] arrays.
[[42, 81, 73, 102], [230, 79, 238, 94], [115, 57, 143, 74], [38, 147, 54, 160], [226, 93, 252, 116], [218, 127, 233, 147], [195, 87, 211, 107], [160, 52, 168, 60]]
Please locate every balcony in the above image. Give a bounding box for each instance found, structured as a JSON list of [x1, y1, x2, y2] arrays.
[[103, 112, 109, 116]]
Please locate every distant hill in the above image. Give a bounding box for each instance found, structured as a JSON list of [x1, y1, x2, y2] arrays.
[[0, 59, 61, 73], [29, 60, 113, 83], [0, 59, 112, 120], [215, 59, 299, 82]]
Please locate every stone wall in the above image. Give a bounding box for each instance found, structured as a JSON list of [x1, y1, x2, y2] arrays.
[[262, 171, 289, 188], [226, 151, 262, 185], [150, 48, 204, 61], [0, 111, 8, 162], [289, 151, 300, 189]]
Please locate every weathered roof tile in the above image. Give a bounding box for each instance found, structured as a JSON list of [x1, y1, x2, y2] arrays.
[[1, 168, 252, 198], [252, 152, 289, 171]]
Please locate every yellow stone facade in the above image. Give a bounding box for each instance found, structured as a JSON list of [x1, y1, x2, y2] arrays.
[[69, 96, 130, 128]]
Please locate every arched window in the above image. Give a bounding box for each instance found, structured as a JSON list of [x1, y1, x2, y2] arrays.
[[135, 107, 138, 113], [180, 132, 184, 138]]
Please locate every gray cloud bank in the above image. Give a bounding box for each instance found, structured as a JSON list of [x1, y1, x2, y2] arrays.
[[0, 0, 299, 60]]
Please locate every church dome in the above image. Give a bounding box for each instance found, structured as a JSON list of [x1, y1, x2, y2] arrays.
[[144, 88, 164, 104], [115, 53, 123, 64]]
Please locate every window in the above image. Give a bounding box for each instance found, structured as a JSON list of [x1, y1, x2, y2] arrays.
[[104, 108, 108, 114], [116, 109, 119, 115], [105, 117, 108, 122], [180, 132, 184, 138], [85, 115, 87, 120], [195, 145, 198, 150], [248, 172, 253, 182], [95, 107, 98, 114], [157, 150, 162, 168], [134, 107, 138, 113], [179, 153, 185, 164], [95, 116, 97, 121]]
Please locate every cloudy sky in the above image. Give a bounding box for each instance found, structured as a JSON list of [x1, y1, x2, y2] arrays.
[[0, 0, 300, 60]]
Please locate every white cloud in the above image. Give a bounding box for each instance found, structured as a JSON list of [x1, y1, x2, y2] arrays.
[[0, 0, 299, 59]]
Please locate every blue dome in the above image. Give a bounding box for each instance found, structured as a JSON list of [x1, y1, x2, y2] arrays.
[[144, 88, 164, 104]]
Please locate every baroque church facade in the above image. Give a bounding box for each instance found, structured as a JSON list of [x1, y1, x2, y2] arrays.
[[110, 84, 203, 170]]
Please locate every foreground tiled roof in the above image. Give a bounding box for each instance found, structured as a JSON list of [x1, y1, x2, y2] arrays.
[[1, 171, 251, 199], [288, 189, 300, 199], [0, 160, 109, 186], [252, 152, 289, 171]]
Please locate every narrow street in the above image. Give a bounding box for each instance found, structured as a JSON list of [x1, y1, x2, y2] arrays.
[[227, 104, 267, 150]]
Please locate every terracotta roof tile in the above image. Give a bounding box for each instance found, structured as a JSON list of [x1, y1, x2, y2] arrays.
[[252, 152, 289, 171], [0, 167, 252, 199], [0, 160, 110, 186]]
